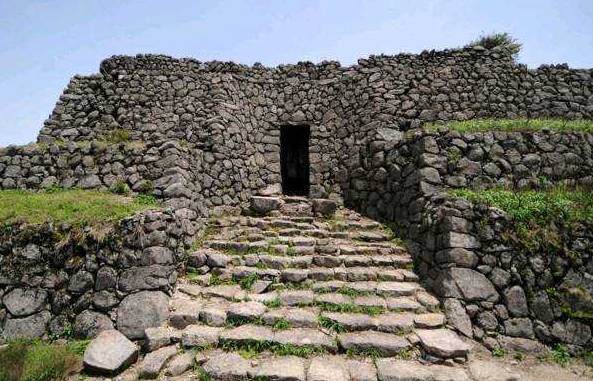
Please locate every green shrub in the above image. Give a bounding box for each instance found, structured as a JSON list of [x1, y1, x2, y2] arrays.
[[550, 344, 571, 366], [135, 180, 154, 194], [465, 32, 522, 55]]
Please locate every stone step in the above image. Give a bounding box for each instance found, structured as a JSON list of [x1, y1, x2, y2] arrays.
[[168, 293, 445, 333], [240, 253, 413, 269], [180, 324, 437, 359], [196, 351, 474, 381], [202, 240, 408, 257], [249, 196, 339, 218], [220, 265, 418, 284]]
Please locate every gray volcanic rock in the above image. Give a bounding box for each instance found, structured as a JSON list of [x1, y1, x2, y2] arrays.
[[117, 291, 169, 339], [83, 329, 138, 375], [3, 288, 48, 316]]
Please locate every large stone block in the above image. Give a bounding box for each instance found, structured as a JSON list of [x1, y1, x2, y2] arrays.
[[435, 268, 499, 302], [117, 291, 169, 339]]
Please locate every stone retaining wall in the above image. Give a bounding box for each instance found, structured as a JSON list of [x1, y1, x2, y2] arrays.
[[15, 45, 593, 203], [345, 127, 593, 350], [1, 45, 593, 347], [0, 209, 192, 341]]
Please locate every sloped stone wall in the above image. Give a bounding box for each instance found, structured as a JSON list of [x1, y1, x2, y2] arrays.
[[17, 45, 593, 207]]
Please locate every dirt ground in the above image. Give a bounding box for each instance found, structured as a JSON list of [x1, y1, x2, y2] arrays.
[[470, 342, 593, 381]]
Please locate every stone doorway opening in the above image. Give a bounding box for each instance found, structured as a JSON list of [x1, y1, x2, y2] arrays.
[[280, 125, 310, 196]]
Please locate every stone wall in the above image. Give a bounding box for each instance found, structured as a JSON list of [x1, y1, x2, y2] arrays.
[[23, 45, 593, 206], [1, 45, 593, 346], [0, 209, 191, 341], [429, 196, 593, 352], [345, 127, 593, 350]]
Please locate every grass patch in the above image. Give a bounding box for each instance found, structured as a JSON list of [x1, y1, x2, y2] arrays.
[[235, 273, 258, 291], [263, 298, 281, 308], [315, 301, 385, 316], [225, 316, 264, 328], [425, 119, 593, 134], [318, 316, 346, 333], [101, 128, 131, 144], [450, 187, 593, 225], [0, 189, 157, 228], [550, 344, 571, 366], [271, 318, 292, 331], [0, 339, 87, 381], [220, 340, 326, 358]]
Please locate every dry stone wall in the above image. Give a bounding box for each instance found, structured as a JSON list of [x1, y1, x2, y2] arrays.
[[1, 45, 593, 346], [346, 128, 593, 350], [0, 209, 190, 341], [18, 45, 593, 208]]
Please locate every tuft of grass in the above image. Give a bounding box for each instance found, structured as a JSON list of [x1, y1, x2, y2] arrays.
[[450, 187, 593, 225], [195, 367, 213, 381], [0, 189, 158, 228], [0, 339, 85, 381], [101, 128, 131, 144], [550, 344, 571, 366], [225, 315, 264, 328], [346, 347, 382, 359], [315, 301, 385, 316], [492, 347, 506, 358], [263, 298, 281, 308], [235, 273, 258, 291], [220, 340, 325, 358], [425, 119, 593, 134], [318, 316, 346, 333], [271, 318, 292, 331], [108, 179, 130, 195]]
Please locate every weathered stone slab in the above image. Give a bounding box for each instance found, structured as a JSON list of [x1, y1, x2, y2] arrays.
[[117, 291, 169, 339], [83, 330, 138, 376], [138, 345, 177, 379], [249, 356, 306, 381], [416, 329, 471, 358], [338, 331, 410, 356]]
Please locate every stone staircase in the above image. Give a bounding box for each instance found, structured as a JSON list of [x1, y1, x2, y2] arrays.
[[140, 196, 474, 380]]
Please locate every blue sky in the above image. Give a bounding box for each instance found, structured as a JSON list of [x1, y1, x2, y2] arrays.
[[1, 0, 592, 146]]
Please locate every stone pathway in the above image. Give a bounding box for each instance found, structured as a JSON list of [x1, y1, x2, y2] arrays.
[[80, 196, 490, 380], [120, 196, 476, 380]]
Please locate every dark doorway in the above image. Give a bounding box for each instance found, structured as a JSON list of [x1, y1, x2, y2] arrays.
[[281, 125, 310, 196]]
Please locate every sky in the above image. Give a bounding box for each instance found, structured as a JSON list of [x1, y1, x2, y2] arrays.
[[1, 0, 592, 146]]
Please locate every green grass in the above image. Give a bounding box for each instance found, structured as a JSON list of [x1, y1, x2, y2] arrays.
[[550, 344, 571, 366], [263, 298, 282, 308], [450, 187, 593, 225], [220, 340, 326, 358], [0, 189, 158, 227], [315, 301, 385, 316], [317, 316, 346, 333], [271, 318, 292, 331], [425, 119, 593, 134], [0, 339, 87, 381]]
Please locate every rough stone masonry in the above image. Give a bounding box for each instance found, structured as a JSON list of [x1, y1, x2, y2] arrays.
[[1, 43, 593, 350]]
